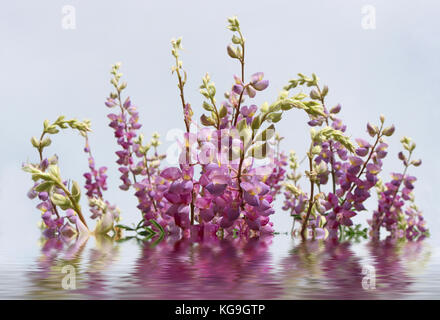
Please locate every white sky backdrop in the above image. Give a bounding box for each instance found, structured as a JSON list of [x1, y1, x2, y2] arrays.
[[1, 0, 439, 252]]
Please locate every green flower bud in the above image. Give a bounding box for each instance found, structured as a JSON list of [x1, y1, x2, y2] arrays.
[[382, 125, 395, 136], [31, 136, 40, 148], [227, 45, 238, 59]]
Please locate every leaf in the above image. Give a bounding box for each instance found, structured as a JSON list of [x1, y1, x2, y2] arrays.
[[202, 101, 214, 112], [115, 224, 135, 231], [251, 115, 261, 130], [218, 105, 228, 118], [48, 165, 61, 181], [51, 193, 72, 210], [149, 219, 165, 237], [35, 181, 53, 193], [200, 114, 215, 126], [269, 112, 282, 123]]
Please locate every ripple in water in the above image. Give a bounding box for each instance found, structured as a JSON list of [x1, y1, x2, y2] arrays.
[[0, 234, 437, 299]]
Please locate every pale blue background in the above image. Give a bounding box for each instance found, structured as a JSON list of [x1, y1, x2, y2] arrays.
[[1, 0, 439, 256]]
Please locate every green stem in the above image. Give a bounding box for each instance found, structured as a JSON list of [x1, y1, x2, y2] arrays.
[[301, 147, 315, 239], [57, 182, 88, 229]]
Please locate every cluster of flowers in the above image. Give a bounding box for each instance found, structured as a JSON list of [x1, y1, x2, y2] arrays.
[[24, 117, 92, 237], [24, 16, 427, 242], [103, 17, 290, 238], [24, 116, 119, 237], [282, 74, 427, 240], [105, 63, 169, 232], [370, 137, 426, 240]]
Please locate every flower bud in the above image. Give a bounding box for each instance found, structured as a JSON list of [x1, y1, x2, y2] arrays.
[[227, 45, 238, 59], [310, 89, 320, 100], [330, 104, 341, 114], [398, 151, 406, 161], [412, 159, 422, 167], [321, 85, 329, 97], [366, 122, 376, 137], [31, 136, 40, 148], [382, 125, 395, 136]]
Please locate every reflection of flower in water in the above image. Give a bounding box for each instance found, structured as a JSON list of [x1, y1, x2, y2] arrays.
[[27, 233, 119, 299], [27, 233, 89, 299], [122, 235, 283, 299], [367, 237, 431, 298], [279, 239, 370, 299], [76, 235, 120, 299], [279, 238, 431, 299], [23, 233, 431, 299]]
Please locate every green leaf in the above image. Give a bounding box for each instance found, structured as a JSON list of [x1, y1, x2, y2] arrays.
[[269, 112, 282, 123], [51, 193, 72, 210], [34, 181, 53, 193], [219, 105, 228, 118], [115, 224, 135, 231], [202, 101, 214, 112], [251, 115, 261, 130], [200, 114, 215, 127], [149, 219, 165, 243]]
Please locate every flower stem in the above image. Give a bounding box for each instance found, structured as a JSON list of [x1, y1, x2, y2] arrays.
[[57, 182, 88, 229], [173, 56, 196, 224], [340, 123, 384, 207], [301, 146, 315, 239]]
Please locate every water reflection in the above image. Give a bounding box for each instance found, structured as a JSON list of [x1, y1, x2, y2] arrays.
[[22, 234, 433, 299], [123, 236, 282, 299]]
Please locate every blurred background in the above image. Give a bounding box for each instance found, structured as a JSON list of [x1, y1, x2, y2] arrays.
[[1, 0, 439, 259]]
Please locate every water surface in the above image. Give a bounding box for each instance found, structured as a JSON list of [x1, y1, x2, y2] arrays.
[[0, 234, 438, 299]]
